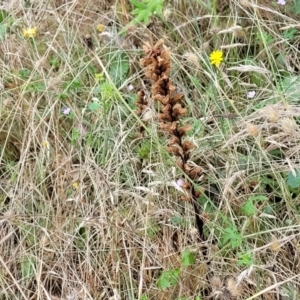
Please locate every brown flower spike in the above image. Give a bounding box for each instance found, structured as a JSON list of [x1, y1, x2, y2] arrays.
[[138, 39, 204, 238], [140, 40, 201, 182]]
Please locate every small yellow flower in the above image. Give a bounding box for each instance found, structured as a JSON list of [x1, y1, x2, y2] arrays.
[[95, 73, 104, 82], [209, 50, 223, 67], [42, 140, 49, 148], [97, 24, 105, 33], [23, 27, 37, 39], [72, 182, 79, 190]]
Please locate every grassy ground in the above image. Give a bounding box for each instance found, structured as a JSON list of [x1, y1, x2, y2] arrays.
[[1, 0, 300, 299]]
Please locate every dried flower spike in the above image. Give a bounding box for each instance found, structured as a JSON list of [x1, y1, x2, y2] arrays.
[[247, 123, 259, 137], [227, 278, 243, 298], [139, 39, 204, 237]]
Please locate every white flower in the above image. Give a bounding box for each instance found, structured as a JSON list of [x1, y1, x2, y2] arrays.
[[127, 84, 134, 91], [63, 107, 71, 115], [247, 91, 256, 99], [277, 0, 286, 5], [176, 179, 184, 187]]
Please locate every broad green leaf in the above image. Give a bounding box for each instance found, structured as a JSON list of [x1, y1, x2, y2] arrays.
[[0, 24, 6, 41], [19, 68, 31, 80], [88, 102, 101, 111], [0, 10, 14, 41], [0, 10, 8, 23], [287, 170, 300, 188], [221, 226, 243, 249], [237, 252, 253, 267], [248, 195, 268, 202], [130, 0, 147, 9], [171, 215, 182, 226], [294, 0, 300, 15], [280, 75, 300, 103], [282, 28, 298, 41], [23, 225, 35, 246], [21, 256, 35, 279], [74, 226, 88, 249], [181, 249, 196, 267], [157, 269, 180, 290], [147, 224, 160, 238], [242, 200, 256, 217], [135, 9, 152, 24], [108, 52, 129, 86], [71, 128, 80, 146], [242, 195, 268, 217], [130, 0, 164, 24]]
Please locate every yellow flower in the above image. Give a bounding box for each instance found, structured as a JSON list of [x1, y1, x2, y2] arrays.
[[95, 73, 104, 82], [42, 140, 49, 148], [97, 24, 105, 33], [23, 27, 37, 39], [72, 182, 79, 190], [209, 50, 223, 67]]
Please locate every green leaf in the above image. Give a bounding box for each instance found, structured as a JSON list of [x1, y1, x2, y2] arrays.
[[88, 102, 101, 111], [280, 75, 300, 103], [0, 10, 9, 23], [19, 68, 31, 80], [74, 226, 87, 249], [242, 195, 268, 217], [135, 9, 152, 24], [129, 0, 164, 25], [283, 28, 298, 41], [221, 226, 243, 249], [130, 0, 147, 9], [181, 249, 196, 267], [247, 195, 268, 202], [25, 81, 46, 92], [0, 24, 6, 41], [71, 128, 80, 145], [287, 170, 300, 188], [237, 252, 253, 267], [23, 225, 35, 246], [0, 10, 14, 41], [138, 141, 151, 159], [157, 269, 180, 290], [171, 215, 182, 226], [108, 52, 129, 86], [63, 78, 82, 92], [242, 200, 256, 217], [293, 0, 300, 15], [147, 224, 160, 238], [21, 256, 35, 279]]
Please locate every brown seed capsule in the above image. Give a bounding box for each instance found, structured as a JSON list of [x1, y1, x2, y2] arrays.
[[178, 125, 193, 137]]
